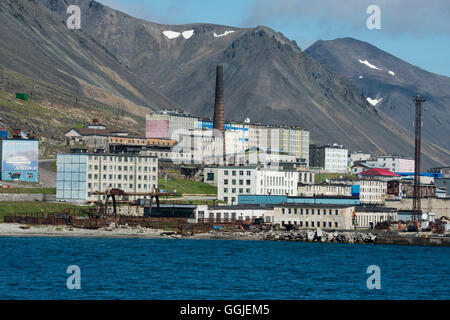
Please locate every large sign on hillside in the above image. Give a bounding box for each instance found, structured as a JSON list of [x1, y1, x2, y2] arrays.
[[1, 140, 38, 171]]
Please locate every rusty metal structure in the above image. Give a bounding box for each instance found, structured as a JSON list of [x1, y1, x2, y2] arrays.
[[412, 95, 425, 222], [213, 64, 226, 157], [91, 189, 175, 217]]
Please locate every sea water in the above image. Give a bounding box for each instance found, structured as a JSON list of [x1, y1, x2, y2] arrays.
[[0, 237, 448, 300]]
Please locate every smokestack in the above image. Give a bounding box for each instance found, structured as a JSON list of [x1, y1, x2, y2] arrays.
[[213, 65, 225, 157]]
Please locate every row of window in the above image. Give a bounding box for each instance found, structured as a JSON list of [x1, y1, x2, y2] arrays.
[[223, 170, 252, 176], [281, 208, 340, 215], [282, 221, 339, 228], [223, 188, 252, 194], [88, 156, 156, 163], [224, 179, 251, 186], [88, 165, 156, 172], [88, 174, 156, 181]]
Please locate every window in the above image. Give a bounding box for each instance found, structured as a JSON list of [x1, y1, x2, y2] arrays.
[[323, 222, 326, 228], [224, 188, 228, 193], [246, 171, 251, 176], [239, 171, 244, 176], [335, 210, 339, 215], [305, 221, 309, 227], [282, 208, 285, 214], [335, 222, 338, 228], [246, 180, 251, 185], [224, 170, 228, 176], [232, 171, 236, 176], [246, 188, 250, 193], [311, 221, 315, 227], [300, 209, 303, 215], [306, 209, 309, 215], [239, 179, 243, 185], [311, 209, 314, 215], [300, 221, 303, 227], [288, 208, 291, 214], [232, 179, 236, 185], [224, 179, 228, 185], [329, 209, 332, 215], [329, 222, 332, 228]]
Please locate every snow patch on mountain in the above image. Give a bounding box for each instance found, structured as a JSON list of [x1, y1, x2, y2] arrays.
[[388, 70, 395, 76], [163, 30, 194, 40], [182, 30, 194, 39], [367, 97, 382, 106], [214, 30, 235, 38], [358, 76, 363, 79], [359, 59, 381, 70]]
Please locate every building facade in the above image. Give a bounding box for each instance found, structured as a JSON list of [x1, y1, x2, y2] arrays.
[[146, 110, 198, 140], [309, 144, 348, 173], [377, 156, 414, 173], [215, 166, 299, 205], [297, 184, 352, 197], [56, 151, 158, 203]]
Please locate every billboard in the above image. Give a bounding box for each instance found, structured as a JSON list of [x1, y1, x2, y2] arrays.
[[1, 140, 38, 171]]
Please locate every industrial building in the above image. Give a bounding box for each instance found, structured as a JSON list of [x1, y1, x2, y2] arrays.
[[0, 139, 39, 183], [193, 202, 396, 230], [56, 150, 158, 203]]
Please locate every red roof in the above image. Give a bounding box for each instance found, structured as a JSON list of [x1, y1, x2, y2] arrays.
[[359, 168, 400, 177]]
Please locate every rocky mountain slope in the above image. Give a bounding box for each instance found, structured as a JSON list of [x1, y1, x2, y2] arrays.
[[0, 0, 177, 118], [306, 37, 450, 151], [1, 0, 448, 166]]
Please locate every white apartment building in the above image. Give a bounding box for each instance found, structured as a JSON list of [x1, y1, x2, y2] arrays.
[[377, 156, 414, 173], [214, 166, 298, 205], [309, 144, 348, 173], [351, 179, 387, 205], [56, 152, 158, 203]]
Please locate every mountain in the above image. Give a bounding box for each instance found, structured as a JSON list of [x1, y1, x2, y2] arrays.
[[1, 0, 449, 167], [306, 37, 450, 152], [0, 0, 177, 118]]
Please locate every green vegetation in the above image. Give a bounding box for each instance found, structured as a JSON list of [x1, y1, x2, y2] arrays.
[[50, 161, 57, 173], [0, 202, 91, 222], [158, 178, 217, 195], [0, 187, 56, 194], [314, 173, 355, 184]]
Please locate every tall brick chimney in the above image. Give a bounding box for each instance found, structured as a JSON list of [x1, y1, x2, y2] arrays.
[[213, 65, 225, 157]]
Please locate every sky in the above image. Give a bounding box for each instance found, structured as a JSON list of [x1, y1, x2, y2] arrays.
[[99, 0, 450, 77]]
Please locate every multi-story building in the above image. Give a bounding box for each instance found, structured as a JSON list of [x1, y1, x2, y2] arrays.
[[377, 156, 414, 173], [0, 139, 39, 183], [56, 150, 158, 203], [146, 110, 198, 140], [346, 179, 387, 205], [213, 166, 298, 205], [349, 152, 372, 165], [309, 144, 348, 173]]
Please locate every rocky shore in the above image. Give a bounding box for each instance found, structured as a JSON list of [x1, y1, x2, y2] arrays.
[[263, 229, 377, 244]]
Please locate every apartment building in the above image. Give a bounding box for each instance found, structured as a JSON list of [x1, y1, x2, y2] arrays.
[[214, 166, 298, 205], [56, 151, 158, 203], [146, 110, 198, 140], [309, 144, 348, 173], [377, 156, 414, 173]]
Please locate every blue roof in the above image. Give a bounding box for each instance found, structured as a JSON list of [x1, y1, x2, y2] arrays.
[[395, 172, 442, 178]]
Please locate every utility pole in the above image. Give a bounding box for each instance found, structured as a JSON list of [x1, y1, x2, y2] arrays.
[[412, 95, 425, 222]]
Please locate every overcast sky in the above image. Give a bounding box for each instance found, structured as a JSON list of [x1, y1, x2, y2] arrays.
[[100, 0, 450, 77]]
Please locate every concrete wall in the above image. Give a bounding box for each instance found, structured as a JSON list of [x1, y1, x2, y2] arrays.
[[0, 193, 56, 202], [385, 198, 450, 219]]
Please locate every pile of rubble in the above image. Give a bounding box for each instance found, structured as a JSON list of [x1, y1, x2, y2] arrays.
[[264, 229, 377, 244]]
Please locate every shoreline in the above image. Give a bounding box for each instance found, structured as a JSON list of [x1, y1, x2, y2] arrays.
[[0, 224, 448, 246]]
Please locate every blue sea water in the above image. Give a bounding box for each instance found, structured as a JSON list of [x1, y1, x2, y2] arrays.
[[0, 237, 449, 300]]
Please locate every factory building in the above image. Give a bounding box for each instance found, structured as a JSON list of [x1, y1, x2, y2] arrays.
[[0, 139, 39, 183], [56, 150, 158, 203]]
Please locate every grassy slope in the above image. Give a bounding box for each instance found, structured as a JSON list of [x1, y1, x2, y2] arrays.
[[0, 202, 91, 222], [158, 178, 217, 195], [314, 173, 355, 184], [0, 188, 56, 194]]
